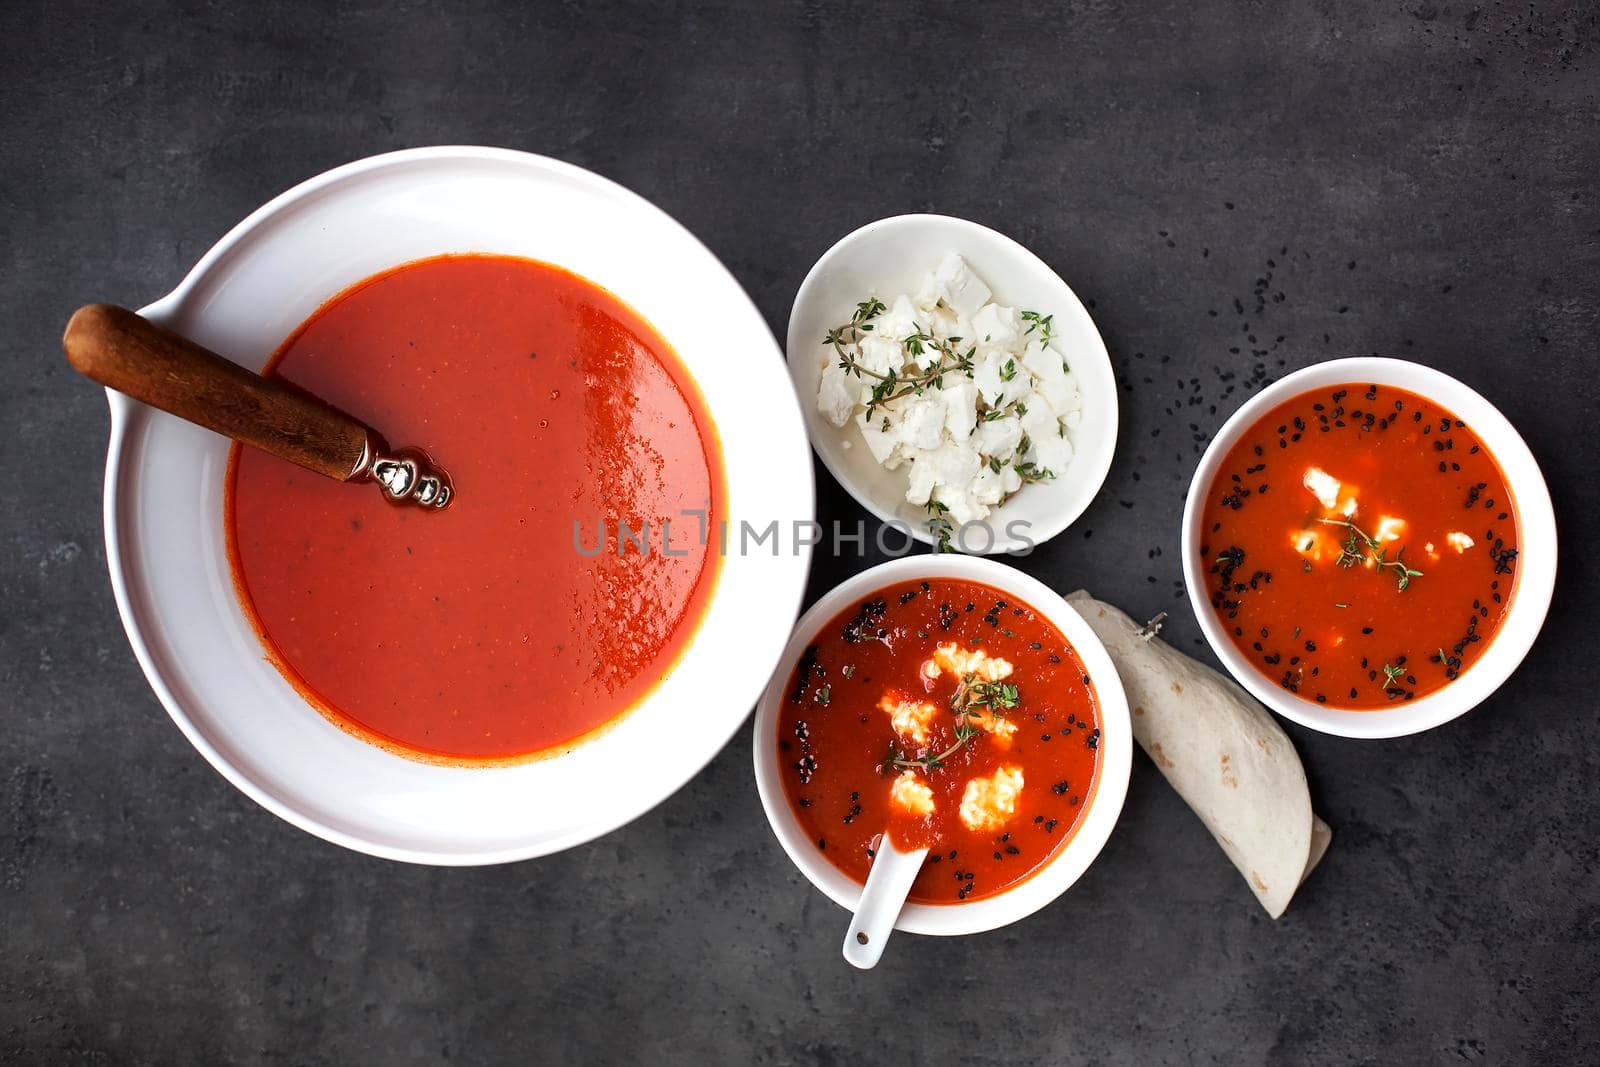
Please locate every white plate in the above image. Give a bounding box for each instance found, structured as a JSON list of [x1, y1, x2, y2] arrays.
[[786, 215, 1118, 554], [1182, 357, 1557, 738], [100, 147, 814, 862], [752, 555, 1132, 935]]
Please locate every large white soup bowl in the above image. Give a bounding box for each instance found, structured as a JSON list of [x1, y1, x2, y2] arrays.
[[98, 147, 814, 863]]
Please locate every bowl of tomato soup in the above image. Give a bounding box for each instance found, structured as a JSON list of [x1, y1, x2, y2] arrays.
[[226, 252, 725, 763], [1183, 357, 1556, 739], [97, 147, 814, 861], [753, 556, 1131, 936]]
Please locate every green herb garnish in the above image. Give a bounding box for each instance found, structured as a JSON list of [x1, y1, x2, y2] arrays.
[[925, 498, 955, 554], [1316, 517, 1424, 591], [1020, 310, 1055, 346], [825, 301, 976, 419], [889, 673, 1021, 772]]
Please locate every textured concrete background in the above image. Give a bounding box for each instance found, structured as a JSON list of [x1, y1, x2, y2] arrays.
[[3, 1, 1598, 1063]]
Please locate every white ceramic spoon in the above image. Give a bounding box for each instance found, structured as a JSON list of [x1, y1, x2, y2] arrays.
[[841, 836, 929, 969]]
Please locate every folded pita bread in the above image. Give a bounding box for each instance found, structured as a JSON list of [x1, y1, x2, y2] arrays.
[[1067, 591, 1331, 918]]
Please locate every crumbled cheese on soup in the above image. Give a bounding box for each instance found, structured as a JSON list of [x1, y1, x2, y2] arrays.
[[1374, 516, 1406, 543], [928, 642, 1014, 682], [878, 692, 939, 746], [959, 766, 1025, 831], [968, 707, 1017, 746], [923, 643, 1017, 744], [817, 253, 1082, 531], [890, 771, 937, 816], [1302, 466, 1342, 511]]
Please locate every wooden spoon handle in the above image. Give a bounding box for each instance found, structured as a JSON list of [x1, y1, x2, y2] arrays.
[[62, 303, 376, 481]]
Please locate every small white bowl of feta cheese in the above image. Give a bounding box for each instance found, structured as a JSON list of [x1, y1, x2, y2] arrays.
[[788, 214, 1117, 554]]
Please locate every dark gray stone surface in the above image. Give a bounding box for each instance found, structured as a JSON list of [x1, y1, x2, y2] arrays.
[[3, 1, 1598, 1063]]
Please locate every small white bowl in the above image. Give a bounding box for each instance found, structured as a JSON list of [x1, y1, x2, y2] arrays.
[[786, 215, 1118, 554], [752, 555, 1132, 936], [98, 147, 814, 862], [1181, 357, 1557, 739]]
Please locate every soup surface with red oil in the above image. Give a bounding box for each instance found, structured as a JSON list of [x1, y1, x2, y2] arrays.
[[227, 254, 724, 762], [779, 579, 1102, 904], [1199, 382, 1519, 709]]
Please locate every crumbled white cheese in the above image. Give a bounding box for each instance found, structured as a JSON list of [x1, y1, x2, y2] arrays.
[[1290, 527, 1327, 562], [890, 771, 937, 817], [856, 334, 905, 379], [972, 349, 1031, 409], [940, 379, 979, 440], [1019, 394, 1073, 477], [972, 463, 1022, 507], [973, 414, 1024, 461], [1302, 466, 1342, 511], [856, 407, 901, 466], [897, 394, 947, 451], [969, 707, 1018, 745], [879, 692, 939, 746], [816, 253, 1083, 530], [1446, 531, 1475, 553], [905, 438, 984, 524], [931, 251, 992, 319], [874, 296, 922, 349], [921, 644, 1019, 744], [971, 303, 1022, 350], [928, 642, 1014, 682], [817, 360, 856, 428], [1374, 516, 1406, 543], [959, 766, 1025, 831]]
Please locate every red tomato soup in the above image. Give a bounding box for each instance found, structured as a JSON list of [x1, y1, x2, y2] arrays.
[[226, 254, 724, 762], [779, 579, 1102, 904], [1199, 383, 1519, 709]]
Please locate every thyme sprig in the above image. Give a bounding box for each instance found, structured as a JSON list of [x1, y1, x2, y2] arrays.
[[882, 673, 1021, 773], [825, 300, 976, 419], [1021, 310, 1055, 346], [925, 498, 955, 554], [1015, 459, 1055, 485], [1315, 517, 1424, 591]]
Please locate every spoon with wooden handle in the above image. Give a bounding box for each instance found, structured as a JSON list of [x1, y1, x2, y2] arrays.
[[62, 303, 452, 508]]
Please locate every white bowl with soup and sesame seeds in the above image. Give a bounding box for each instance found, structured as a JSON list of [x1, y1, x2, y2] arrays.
[[1182, 357, 1556, 739], [752, 555, 1131, 936]]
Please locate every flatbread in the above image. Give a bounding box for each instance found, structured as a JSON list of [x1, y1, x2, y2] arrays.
[[1067, 590, 1331, 918]]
